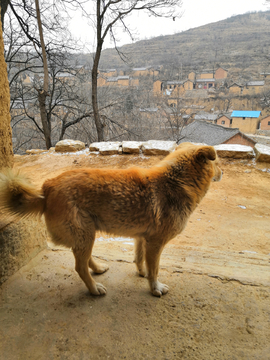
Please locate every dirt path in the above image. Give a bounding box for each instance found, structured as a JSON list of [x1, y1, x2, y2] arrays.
[[0, 152, 270, 359]]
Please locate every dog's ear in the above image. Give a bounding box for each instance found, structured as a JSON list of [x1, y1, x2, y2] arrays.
[[196, 146, 216, 162]]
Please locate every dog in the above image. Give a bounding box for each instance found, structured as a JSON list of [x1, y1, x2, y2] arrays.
[[0, 143, 222, 297]]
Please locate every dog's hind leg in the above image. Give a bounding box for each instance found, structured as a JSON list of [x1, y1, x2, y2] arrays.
[[144, 240, 169, 297], [73, 241, 107, 296], [88, 256, 109, 274], [134, 237, 146, 277]]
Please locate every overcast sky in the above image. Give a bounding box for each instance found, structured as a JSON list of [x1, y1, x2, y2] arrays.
[[70, 0, 268, 51]]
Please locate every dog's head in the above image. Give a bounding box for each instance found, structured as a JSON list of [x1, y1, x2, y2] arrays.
[[175, 142, 223, 182]]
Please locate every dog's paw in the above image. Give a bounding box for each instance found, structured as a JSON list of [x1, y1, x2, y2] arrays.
[[151, 281, 169, 297], [138, 268, 147, 277], [91, 282, 107, 296], [94, 264, 109, 274]]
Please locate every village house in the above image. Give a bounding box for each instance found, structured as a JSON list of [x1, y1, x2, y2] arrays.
[[56, 72, 76, 85], [97, 75, 139, 87], [153, 80, 163, 94], [198, 70, 215, 79], [242, 81, 265, 95], [260, 115, 270, 131], [231, 110, 261, 134], [98, 69, 117, 77], [179, 120, 256, 148], [132, 67, 159, 77], [214, 67, 228, 79], [229, 83, 243, 95], [194, 112, 218, 123], [216, 114, 232, 127], [195, 78, 215, 89]]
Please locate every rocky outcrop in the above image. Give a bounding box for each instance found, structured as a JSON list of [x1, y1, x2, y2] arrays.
[[89, 140, 177, 156], [55, 140, 85, 153], [214, 144, 254, 159], [254, 144, 270, 163], [141, 140, 177, 155], [90, 142, 122, 155], [0, 218, 48, 284], [122, 141, 143, 154]]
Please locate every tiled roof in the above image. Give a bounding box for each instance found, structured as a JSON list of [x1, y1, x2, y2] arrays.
[[179, 120, 241, 146], [194, 112, 218, 121], [196, 78, 215, 82], [246, 81, 265, 86]]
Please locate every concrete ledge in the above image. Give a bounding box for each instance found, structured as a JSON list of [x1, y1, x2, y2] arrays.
[[0, 218, 48, 284], [214, 144, 255, 159], [254, 144, 270, 163]]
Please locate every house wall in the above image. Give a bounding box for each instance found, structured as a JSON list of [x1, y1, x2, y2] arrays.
[[229, 85, 242, 94], [260, 116, 270, 130], [215, 68, 228, 79], [153, 80, 162, 94], [97, 77, 107, 87], [196, 81, 215, 89], [99, 70, 117, 77], [200, 72, 213, 79], [117, 78, 129, 86], [216, 116, 231, 127], [231, 117, 260, 134], [171, 85, 185, 96], [184, 80, 193, 90], [222, 133, 255, 148], [242, 86, 263, 95], [188, 72, 196, 81]]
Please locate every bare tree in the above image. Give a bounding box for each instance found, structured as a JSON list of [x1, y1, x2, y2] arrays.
[[0, 4, 13, 168], [34, 0, 51, 148], [91, 0, 183, 141]]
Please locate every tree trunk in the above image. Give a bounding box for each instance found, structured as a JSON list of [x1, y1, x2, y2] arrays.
[[91, 0, 104, 142], [35, 0, 51, 149], [38, 90, 51, 149], [0, 7, 14, 168]]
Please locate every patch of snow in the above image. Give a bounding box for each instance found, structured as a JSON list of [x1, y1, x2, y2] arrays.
[[241, 250, 257, 254], [214, 144, 253, 152], [50, 148, 90, 156], [255, 143, 270, 156], [238, 205, 246, 209]]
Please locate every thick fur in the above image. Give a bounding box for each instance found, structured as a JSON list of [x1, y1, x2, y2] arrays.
[[0, 143, 222, 297]]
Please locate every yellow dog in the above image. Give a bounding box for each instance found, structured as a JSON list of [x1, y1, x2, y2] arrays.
[[0, 143, 222, 297]]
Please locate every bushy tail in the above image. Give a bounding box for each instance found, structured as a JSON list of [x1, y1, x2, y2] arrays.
[[0, 169, 45, 219]]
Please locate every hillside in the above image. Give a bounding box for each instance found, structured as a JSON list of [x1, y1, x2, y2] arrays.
[[95, 11, 270, 74]]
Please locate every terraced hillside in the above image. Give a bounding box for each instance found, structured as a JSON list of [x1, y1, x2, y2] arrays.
[[96, 11, 270, 74]]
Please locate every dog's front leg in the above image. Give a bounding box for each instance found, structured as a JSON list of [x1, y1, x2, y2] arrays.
[[145, 240, 169, 297]]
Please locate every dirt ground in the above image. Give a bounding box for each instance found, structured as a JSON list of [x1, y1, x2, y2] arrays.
[[0, 151, 270, 359]]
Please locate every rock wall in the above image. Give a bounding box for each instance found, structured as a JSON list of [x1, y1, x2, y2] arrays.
[[0, 218, 48, 285]]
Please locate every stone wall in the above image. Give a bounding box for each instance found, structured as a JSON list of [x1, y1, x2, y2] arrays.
[[0, 218, 48, 285]]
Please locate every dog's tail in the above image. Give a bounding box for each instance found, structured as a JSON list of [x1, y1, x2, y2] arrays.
[[0, 169, 45, 219]]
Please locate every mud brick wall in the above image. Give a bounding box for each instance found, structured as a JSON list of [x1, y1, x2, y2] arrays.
[[0, 218, 48, 284]]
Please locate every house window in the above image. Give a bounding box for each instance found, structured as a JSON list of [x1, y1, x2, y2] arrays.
[[268, 121, 270, 125], [230, 119, 232, 124], [221, 121, 225, 124]]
